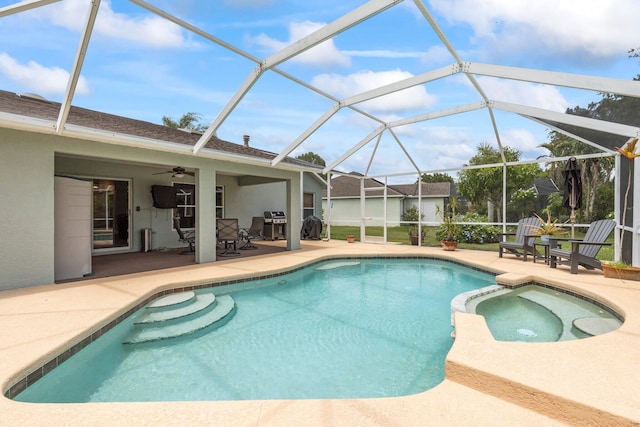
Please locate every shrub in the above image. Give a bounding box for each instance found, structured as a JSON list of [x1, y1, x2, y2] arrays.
[[457, 213, 501, 243], [401, 206, 423, 225]]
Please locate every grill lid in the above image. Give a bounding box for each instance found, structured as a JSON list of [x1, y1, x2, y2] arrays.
[[264, 211, 287, 223]]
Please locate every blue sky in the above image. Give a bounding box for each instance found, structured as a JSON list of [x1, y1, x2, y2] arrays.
[[1, 0, 639, 180]]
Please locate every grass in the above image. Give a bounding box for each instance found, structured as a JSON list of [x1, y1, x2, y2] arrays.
[[321, 225, 614, 262]]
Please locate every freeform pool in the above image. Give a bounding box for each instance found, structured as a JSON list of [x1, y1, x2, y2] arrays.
[[14, 258, 495, 403]]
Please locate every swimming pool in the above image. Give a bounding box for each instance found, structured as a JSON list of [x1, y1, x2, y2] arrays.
[[14, 258, 495, 403]]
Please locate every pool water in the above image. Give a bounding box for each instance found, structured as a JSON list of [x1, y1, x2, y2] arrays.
[[475, 285, 622, 342], [15, 259, 495, 403]]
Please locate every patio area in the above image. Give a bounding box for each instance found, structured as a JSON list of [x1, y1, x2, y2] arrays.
[[1, 240, 639, 426], [59, 239, 289, 282]]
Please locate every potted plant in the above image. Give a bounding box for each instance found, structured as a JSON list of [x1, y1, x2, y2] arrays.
[[435, 197, 460, 251], [531, 212, 567, 242], [408, 225, 426, 245], [603, 138, 640, 279]]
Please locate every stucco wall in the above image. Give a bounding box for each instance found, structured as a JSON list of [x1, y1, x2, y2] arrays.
[[404, 198, 445, 225], [1, 131, 55, 290], [231, 173, 324, 232], [302, 174, 325, 221], [228, 180, 286, 229]]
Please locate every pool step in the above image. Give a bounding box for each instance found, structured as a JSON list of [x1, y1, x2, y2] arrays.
[[518, 289, 621, 340], [145, 291, 197, 311], [135, 293, 216, 324], [123, 293, 235, 344]]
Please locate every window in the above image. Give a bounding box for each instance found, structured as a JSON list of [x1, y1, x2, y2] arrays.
[[216, 185, 224, 218], [174, 183, 195, 229], [172, 184, 224, 229], [303, 192, 315, 218]]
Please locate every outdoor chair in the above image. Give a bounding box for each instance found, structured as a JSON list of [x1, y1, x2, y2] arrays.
[[173, 217, 195, 254], [239, 216, 264, 250], [549, 219, 615, 274], [217, 218, 241, 257], [498, 217, 540, 261]]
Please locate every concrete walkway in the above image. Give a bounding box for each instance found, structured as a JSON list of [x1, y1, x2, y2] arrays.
[[1, 240, 639, 426]]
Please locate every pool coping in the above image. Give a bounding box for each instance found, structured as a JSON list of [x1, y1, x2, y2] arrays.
[[1, 240, 640, 426]]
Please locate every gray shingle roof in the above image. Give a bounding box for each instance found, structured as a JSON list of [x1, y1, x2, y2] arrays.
[[532, 178, 560, 195], [0, 90, 320, 170], [390, 182, 454, 197]]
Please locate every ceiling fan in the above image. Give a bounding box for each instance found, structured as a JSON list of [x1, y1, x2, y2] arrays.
[[152, 166, 194, 178]]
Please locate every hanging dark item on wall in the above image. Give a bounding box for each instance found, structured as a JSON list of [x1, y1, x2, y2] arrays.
[[151, 185, 177, 209]]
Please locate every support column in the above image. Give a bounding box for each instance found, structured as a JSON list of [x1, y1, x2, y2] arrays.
[[196, 168, 216, 263], [286, 174, 301, 250]]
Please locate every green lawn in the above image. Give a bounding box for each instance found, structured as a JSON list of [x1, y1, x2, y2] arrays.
[[321, 225, 614, 262]]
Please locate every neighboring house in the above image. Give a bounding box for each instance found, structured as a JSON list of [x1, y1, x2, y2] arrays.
[[0, 90, 323, 290], [322, 173, 455, 226]]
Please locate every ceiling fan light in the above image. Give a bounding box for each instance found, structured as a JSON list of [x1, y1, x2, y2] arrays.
[[173, 172, 184, 178]]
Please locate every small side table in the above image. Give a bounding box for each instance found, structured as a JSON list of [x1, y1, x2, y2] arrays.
[[533, 240, 562, 264], [533, 241, 550, 264]]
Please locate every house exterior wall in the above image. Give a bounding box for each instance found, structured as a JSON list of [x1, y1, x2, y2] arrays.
[[322, 197, 403, 226], [1, 130, 55, 290], [231, 173, 324, 232], [228, 180, 286, 229], [404, 198, 446, 225], [0, 127, 304, 290], [302, 174, 325, 222]]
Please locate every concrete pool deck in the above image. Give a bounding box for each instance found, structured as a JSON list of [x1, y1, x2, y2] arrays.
[[1, 240, 639, 426]]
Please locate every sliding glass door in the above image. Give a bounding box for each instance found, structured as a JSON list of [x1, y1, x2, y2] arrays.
[[92, 178, 131, 251]]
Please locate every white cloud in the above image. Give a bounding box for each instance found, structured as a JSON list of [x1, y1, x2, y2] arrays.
[[35, 0, 185, 48], [420, 45, 455, 65], [0, 53, 90, 95], [499, 128, 547, 156], [250, 21, 350, 67], [429, 0, 640, 61], [474, 76, 570, 112], [414, 127, 477, 169], [312, 69, 438, 113]]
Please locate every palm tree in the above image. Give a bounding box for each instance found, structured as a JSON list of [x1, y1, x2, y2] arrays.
[[162, 112, 208, 133]]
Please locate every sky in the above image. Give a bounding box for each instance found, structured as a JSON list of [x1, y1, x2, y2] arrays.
[[1, 0, 639, 181]]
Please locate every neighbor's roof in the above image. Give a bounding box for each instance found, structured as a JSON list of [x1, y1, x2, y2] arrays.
[[532, 178, 560, 195], [391, 182, 455, 198], [0, 90, 320, 171]]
